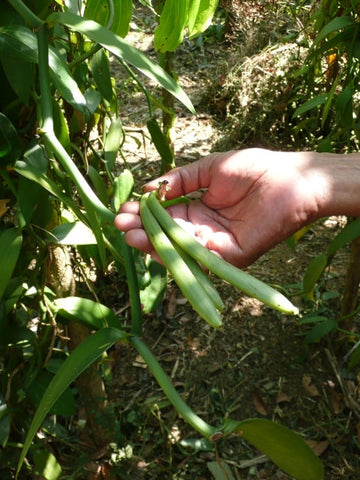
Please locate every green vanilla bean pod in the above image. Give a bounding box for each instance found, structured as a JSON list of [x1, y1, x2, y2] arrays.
[[140, 193, 223, 328], [146, 191, 299, 315], [169, 238, 225, 312]]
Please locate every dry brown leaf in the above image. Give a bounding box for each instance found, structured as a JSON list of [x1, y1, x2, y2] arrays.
[[302, 374, 320, 397], [330, 390, 344, 414], [0, 199, 10, 219], [306, 439, 329, 457], [276, 391, 292, 404], [166, 288, 177, 317], [253, 393, 269, 416]]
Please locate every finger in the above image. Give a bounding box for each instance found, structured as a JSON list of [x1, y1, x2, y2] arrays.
[[142, 153, 222, 198], [124, 229, 152, 253], [119, 201, 140, 214], [114, 212, 142, 232], [204, 230, 245, 268], [124, 230, 163, 265]]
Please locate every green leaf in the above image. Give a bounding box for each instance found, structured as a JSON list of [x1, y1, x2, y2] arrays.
[[33, 448, 62, 480], [0, 395, 10, 448], [0, 112, 21, 165], [0, 55, 34, 104], [293, 93, 328, 118], [14, 145, 86, 223], [224, 418, 324, 480], [17, 176, 45, 226], [188, 0, 219, 39], [53, 296, 121, 329], [16, 327, 127, 478], [314, 16, 354, 45], [89, 48, 113, 102], [50, 221, 97, 245], [207, 460, 235, 480], [140, 257, 167, 314], [0, 25, 88, 115], [303, 253, 328, 295], [84, 86, 102, 113], [335, 87, 353, 129], [154, 0, 189, 52], [48, 12, 196, 115], [349, 342, 360, 369], [147, 117, 174, 172], [298, 315, 328, 325], [328, 217, 360, 256], [84, 0, 133, 38], [52, 98, 71, 153], [88, 165, 109, 205], [304, 319, 337, 344], [0, 228, 22, 300], [113, 169, 134, 212], [26, 370, 76, 416], [104, 116, 123, 170]]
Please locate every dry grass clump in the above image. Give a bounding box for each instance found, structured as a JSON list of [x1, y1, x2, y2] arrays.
[[210, 41, 307, 151]]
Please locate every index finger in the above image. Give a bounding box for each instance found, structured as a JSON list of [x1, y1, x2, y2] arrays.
[[142, 153, 220, 198]]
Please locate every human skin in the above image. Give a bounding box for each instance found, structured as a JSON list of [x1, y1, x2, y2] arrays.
[[114, 148, 360, 268]]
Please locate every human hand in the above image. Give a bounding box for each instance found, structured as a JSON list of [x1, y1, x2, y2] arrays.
[[114, 148, 325, 267]]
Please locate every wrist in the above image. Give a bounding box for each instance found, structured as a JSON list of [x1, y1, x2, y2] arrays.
[[304, 152, 360, 219]]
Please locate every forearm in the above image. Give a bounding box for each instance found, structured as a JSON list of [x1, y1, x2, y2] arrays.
[[302, 152, 360, 218]]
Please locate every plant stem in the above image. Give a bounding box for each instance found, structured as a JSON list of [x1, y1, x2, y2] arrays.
[[130, 336, 217, 439], [37, 24, 144, 335], [36, 25, 115, 224], [123, 244, 143, 336]]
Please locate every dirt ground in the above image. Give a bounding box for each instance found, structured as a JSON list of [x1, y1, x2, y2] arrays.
[[106, 4, 360, 479]]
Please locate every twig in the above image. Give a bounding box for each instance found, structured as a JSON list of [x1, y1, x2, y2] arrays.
[[325, 347, 360, 419]]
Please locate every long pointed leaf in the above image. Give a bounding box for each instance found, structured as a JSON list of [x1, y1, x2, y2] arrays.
[[53, 296, 121, 329], [224, 418, 324, 480], [0, 228, 22, 299], [188, 0, 219, 39], [328, 217, 360, 256], [16, 327, 127, 478], [48, 12, 196, 115], [0, 25, 87, 114]]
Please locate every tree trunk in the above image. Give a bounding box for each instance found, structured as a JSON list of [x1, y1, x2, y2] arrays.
[[340, 236, 360, 331]]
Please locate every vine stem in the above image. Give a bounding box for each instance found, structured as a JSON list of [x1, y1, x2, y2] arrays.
[[7, 0, 42, 27], [130, 336, 218, 439], [36, 23, 143, 332], [37, 24, 115, 224]]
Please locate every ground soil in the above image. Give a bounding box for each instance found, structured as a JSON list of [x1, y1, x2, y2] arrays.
[[104, 4, 360, 479]]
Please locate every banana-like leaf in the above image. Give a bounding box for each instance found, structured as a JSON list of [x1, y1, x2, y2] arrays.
[[48, 12, 196, 115], [16, 327, 127, 479], [188, 0, 219, 39], [154, 0, 189, 52], [224, 418, 324, 480]]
